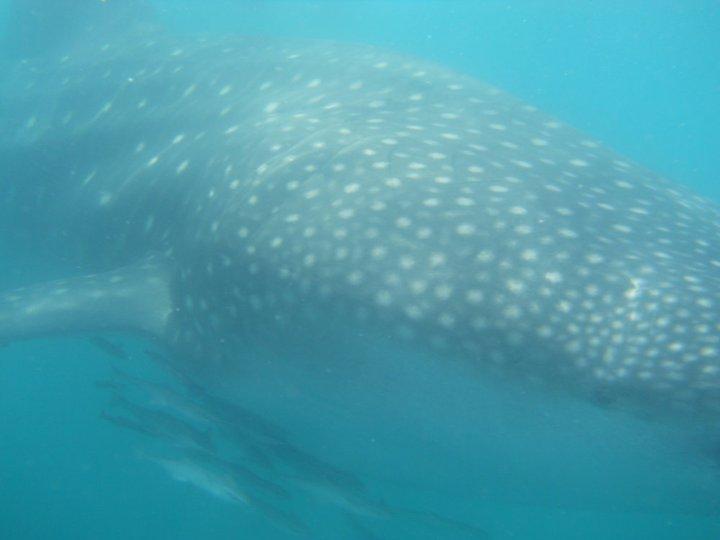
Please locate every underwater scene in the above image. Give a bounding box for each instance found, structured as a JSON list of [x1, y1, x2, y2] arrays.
[[1, 1, 719, 539]]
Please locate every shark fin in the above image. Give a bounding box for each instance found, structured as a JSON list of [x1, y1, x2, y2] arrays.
[[0, 257, 172, 344]]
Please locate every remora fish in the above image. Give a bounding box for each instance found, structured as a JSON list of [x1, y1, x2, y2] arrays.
[[144, 452, 250, 506], [144, 449, 309, 536], [109, 393, 215, 452]]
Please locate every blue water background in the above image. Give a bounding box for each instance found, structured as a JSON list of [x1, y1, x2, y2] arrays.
[[0, 1, 719, 539]]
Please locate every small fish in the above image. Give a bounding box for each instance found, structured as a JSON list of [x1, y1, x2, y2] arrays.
[[145, 452, 249, 506], [189, 387, 288, 444], [100, 410, 156, 439], [87, 336, 129, 360], [110, 393, 215, 452], [188, 449, 290, 500], [146, 448, 309, 535], [111, 367, 213, 427], [292, 470, 489, 538], [246, 495, 311, 537], [287, 472, 388, 520], [267, 440, 366, 496], [396, 507, 491, 539]]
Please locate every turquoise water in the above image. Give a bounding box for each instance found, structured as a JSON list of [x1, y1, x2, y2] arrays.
[[1, 2, 720, 539]]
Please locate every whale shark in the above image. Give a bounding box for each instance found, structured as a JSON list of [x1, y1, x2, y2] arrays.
[[2, 0, 720, 531]]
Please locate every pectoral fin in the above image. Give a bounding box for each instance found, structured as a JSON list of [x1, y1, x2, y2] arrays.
[[0, 257, 172, 343]]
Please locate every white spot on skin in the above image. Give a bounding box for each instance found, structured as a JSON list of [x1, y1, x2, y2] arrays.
[[466, 289, 484, 304], [438, 313, 455, 328], [558, 228, 578, 239], [435, 284, 453, 301], [176, 160, 189, 174], [410, 280, 428, 295], [375, 290, 393, 306], [545, 272, 563, 284], [512, 160, 533, 169], [265, 102, 279, 113], [569, 159, 589, 167], [416, 227, 432, 239], [219, 85, 232, 96], [521, 249, 538, 261], [456, 223, 476, 236], [404, 305, 424, 320], [371, 247, 387, 259], [429, 253, 446, 267], [613, 224, 633, 234], [476, 250, 495, 263], [506, 279, 525, 294], [399, 256, 415, 269]]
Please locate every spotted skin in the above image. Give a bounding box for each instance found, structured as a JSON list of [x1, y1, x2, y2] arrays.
[[1, 34, 720, 421]]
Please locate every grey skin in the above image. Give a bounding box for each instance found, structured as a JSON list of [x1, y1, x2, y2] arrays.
[[2, 0, 720, 521]]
